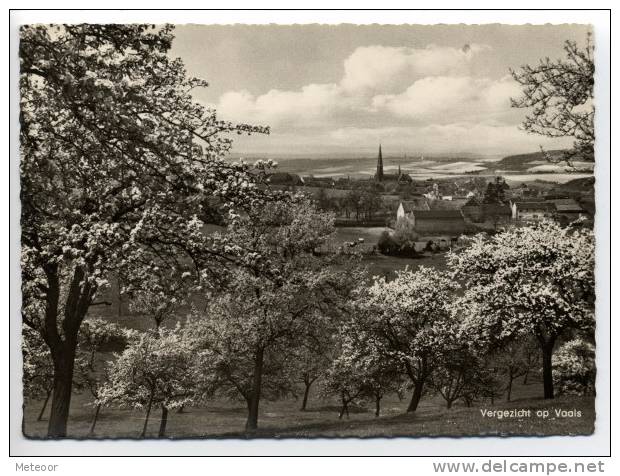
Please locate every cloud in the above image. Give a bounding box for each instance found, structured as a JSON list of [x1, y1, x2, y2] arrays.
[[340, 44, 489, 94], [371, 75, 522, 123], [212, 43, 570, 155], [217, 83, 350, 127]]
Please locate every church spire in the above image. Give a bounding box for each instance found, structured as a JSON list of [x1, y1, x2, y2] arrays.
[[376, 144, 384, 181]]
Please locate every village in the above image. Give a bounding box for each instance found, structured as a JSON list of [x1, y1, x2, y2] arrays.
[[264, 145, 595, 257]]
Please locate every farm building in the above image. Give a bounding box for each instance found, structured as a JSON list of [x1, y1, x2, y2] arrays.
[[548, 198, 588, 224], [511, 201, 556, 222], [462, 199, 512, 225], [480, 204, 512, 224], [409, 209, 466, 235], [429, 197, 469, 211], [396, 199, 430, 221]]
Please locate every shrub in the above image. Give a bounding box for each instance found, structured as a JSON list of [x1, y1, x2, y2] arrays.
[[552, 338, 596, 396], [377, 227, 419, 258], [377, 231, 399, 255], [393, 220, 419, 248]]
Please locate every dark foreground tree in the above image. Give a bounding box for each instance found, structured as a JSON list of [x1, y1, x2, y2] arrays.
[[511, 35, 595, 165], [20, 24, 269, 437]]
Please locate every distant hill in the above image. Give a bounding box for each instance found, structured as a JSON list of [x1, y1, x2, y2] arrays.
[[494, 150, 568, 171], [558, 176, 595, 191]]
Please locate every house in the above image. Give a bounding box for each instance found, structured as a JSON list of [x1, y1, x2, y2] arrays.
[[480, 204, 512, 227], [514, 183, 540, 199], [511, 201, 556, 222], [396, 207, 465, 251], [429, 198, 469, 211], [547, 198, 588, 224], [396, 199, 430, 221], [409, 209, 466, 235], [462, 197, 511, 227], [461, 196, 484, 222]]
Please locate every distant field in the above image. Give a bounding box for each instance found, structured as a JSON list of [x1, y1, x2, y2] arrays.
[[330, 226, 389, 244], [326, 227, 450, 279], [241, 154, 593, 184]]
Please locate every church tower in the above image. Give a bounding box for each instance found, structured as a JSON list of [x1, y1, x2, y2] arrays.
[[375, 144, 384, 181]]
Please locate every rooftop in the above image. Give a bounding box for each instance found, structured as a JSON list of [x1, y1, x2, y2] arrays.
[[413, 210, 464, 219], [516, 202, 556, 212]]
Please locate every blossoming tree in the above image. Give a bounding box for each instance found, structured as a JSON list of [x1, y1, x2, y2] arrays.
[[552, 338, 596, 396], [97, 328, 195, 438], [449, 222, 595, 399], [75, 318, 125, 434], [352, 267, 459, 412], [187, 196, 361, 430], [22, 325, 55, 422], [20, 24, 270, 437], [324, 329, 400, 418]]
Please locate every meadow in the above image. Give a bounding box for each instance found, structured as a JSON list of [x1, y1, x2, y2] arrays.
[[23, 372, 594, 439]]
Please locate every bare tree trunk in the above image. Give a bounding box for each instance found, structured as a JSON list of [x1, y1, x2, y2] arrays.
[[47, 350, 76, 437], [140, 389, 155, 438], [117, 283, 122, 318], [45, 266, 95, 438], [300, 380, 312, 411], [506, 374, 514, 402], [89, 403, 101, 435], [542, 343, 555, 399], [375, 395, 381, 417], [158, 405, 168, 438], [339, 391, 350, 419], [523, 368, 530, 385], [37, 390, 52, 422], [245, 346, 264, 431], [407, 380, 424, 413]]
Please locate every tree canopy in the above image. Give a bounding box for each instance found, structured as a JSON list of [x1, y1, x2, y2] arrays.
[[449, 222, 595, 399], [20, 24, 271, 437], [510, 36, 595, 164]]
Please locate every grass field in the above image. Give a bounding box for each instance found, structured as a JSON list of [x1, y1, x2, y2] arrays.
[[23, 373, 594, 439], [328, 226, 449, 279]]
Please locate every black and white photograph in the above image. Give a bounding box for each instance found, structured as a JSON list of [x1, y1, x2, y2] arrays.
[[10, 8, 610, 455]]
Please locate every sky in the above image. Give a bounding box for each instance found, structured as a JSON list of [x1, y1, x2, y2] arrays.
[[170, 23, 591, 158]]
